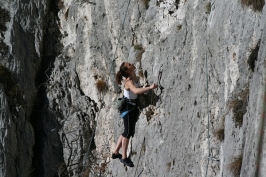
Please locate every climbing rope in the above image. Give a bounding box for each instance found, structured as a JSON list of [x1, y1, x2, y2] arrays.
[[133, 67, 164, 175], [133, 138, 145, 177], [204, 40, 211, 177], [80, 0, 131, 176], [255, 76, 266, 176], [204, 40, 220, 177]]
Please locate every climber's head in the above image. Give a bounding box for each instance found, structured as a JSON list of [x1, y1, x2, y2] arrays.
[[124, 62, 136, 73], [116, 62, 135, 85]]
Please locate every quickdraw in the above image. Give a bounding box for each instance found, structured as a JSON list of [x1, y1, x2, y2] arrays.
[[80, 0, 96, 5], [157, 64, 164, 97], [150, 64, 164, 106]]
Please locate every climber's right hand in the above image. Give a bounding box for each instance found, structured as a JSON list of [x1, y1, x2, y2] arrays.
[[150, 83, 158, 89]]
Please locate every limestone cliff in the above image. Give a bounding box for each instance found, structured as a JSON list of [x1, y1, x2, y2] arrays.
[[0, 0, 266, 177]]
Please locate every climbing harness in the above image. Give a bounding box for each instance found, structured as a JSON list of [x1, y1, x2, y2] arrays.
[[120, 99, 137, 118], [120, 108, 135, 118]]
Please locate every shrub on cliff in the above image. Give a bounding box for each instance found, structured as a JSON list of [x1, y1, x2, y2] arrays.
[[141, 0, 150, 9], [229, 88, 249, 127], [96, 79, 107, 92], [241, 0, 265, 11], [228, 154, 243, 176]]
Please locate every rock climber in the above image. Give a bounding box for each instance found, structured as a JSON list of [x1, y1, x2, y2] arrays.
[[112, 62, 158, 167]]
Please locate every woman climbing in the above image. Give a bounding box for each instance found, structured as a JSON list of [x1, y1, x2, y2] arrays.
[[112, 62, 158, 167]]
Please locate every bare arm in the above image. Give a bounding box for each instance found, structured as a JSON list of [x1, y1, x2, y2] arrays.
[[125, 80, 158, 95]]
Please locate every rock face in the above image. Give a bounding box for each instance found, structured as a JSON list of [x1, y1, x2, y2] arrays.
[[0, 0, 46, 176], [1, 0, 266, 176]]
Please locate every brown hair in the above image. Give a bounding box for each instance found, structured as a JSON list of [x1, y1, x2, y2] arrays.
[[116, 62, 129, 85]]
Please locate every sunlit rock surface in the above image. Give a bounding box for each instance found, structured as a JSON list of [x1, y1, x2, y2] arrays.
[[0, 0, 266, 176]]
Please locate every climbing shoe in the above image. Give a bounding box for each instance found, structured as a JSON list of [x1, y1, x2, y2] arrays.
[[120, 158, 134, 167], [111, 153, 122, 159]]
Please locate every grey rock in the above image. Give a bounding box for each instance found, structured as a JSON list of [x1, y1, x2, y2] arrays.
[[1, 0, 266, 176]]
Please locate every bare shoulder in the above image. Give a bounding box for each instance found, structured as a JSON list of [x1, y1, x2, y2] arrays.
[[124, 78, 134, 90]]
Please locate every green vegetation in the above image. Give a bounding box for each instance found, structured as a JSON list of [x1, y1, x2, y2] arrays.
[[206, 2, 211, 14], [134, 44, 143, 51], [241, 0, 265, 11]]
